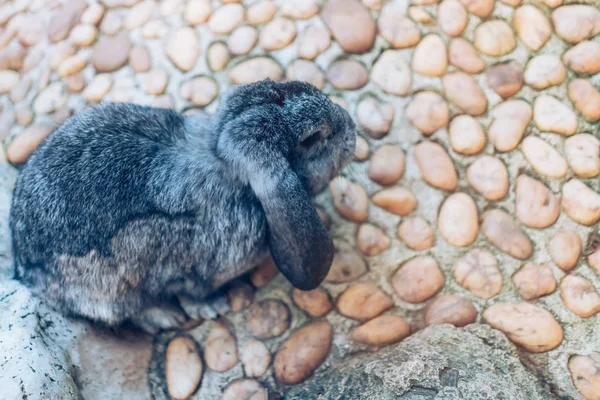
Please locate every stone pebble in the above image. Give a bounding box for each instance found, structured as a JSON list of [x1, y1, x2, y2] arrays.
[[356, 224, 391, 256], [513, 5, 552, 51], [481, 209, 533, 259], [461, 0, 494, 17], [292, 287, 332, 317], [259, 18, 296, 51], [368, 145, 405, 185], [438, 0, 467, 37], [424, 295, 478, 327], [83, 74, 112, 102], [356, 97, 394, 139], [184, 0, 212, 25], [548, 230, 581, 272], [371, 50, 411, 96], [486, 62, 523, 99], [438, 193, 479, 247], [515, 175, 560, 229], [488, 100, 532, 152], [565, 134, 600, 178], [467, 156, 509, 201], [221, 379, 268, 400], [208, 3, 244, 34], [92, 33, 131, 73], [247, 299, 290, 339], [512, 263, 556, 301], [145, 68, 168, 95], [392, 256, 445, 303], [228, 26, 258, 56], [568, 354, 600, 400], [521, 136, 568, 179], [286, 60, 325, 90], [329, 178, 368, 222], [372, 187, 417, 216], [568, 79, 600, 122], [560, 275, 600, 318], [281, 0, 319, 20], [337, 283, 393, 321], [562, 179, 600, 225], [205, 323, 238, 372], [412, 34, 447, 77], [449, 38, 485, 74], [229, 58, 283, 84], [321, 0, 376, 54], [524, 55, 566, 90], [443, 72, 487, 116], [181, 77, 219, 107], [326, 60, 368, 90], [165, 27, 199, 72], [274, 321, 332, 385], [551, 5, 600, 44], [297, 25, 331, 60], [377, 1, 420, 49], [534, 95, 577, 136], [351, 315, 411, 346], [325, 239, 368, 283], [240, 340, 271, 378], [405, 92, 449, 135], [454, 249, 502, 299], [408, 6, 434, 25], [165, 337, 203, 400], [474, 20, 516, 57], [414, 141, 457, 191], [397, 217, 435, 251], [448, 115, 485, 155], [563, 41, 600, 75], [483, 303, 563, 352], [7, 124, 53, 165], [208, 42, 230, 72], [246, 0, 276, 26]]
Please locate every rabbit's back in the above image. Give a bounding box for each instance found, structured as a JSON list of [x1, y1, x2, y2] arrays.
[[11, 103, 188, 263], [11, 103, 269, 325]]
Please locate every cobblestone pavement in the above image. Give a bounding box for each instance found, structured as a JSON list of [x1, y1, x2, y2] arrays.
[[1, 0, 600, 399]]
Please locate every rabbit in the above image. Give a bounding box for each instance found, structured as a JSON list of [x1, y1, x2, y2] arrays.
[[10, 79, 357, 333]]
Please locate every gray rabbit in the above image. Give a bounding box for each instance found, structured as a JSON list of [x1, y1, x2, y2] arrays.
[[10, 79, 356, 333]]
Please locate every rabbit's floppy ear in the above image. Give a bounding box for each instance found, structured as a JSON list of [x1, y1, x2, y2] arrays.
[[217, 102, 334, 290]]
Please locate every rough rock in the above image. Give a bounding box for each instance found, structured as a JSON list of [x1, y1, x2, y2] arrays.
[[285, 324, 554, 400]]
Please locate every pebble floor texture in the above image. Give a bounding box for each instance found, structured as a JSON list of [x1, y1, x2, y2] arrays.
[[1, 0, 600, 399]]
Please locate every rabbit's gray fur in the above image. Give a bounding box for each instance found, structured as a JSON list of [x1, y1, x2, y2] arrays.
[[10, 80, 356, 332]]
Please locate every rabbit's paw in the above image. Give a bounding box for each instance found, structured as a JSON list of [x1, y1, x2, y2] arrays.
[[178, 292, 230, 320], [130, 305, 187, 334]]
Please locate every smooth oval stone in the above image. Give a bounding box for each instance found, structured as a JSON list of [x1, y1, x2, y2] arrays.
[[568, 354, 600, 400], [229, 58, 283, 84], [448, 115, 486, 155], [405, 92, 449, 135], [521, 136, 568, 179], [438, 193, 479, 247], [329, 178, 369, 222], [165, 337, 203, 400], [560, 275, 600, 318], [204, 323, 238, 372], [352, 315, 411, 346], [392, 256, 445, 303], [548, 230, 581, 272], [565, 134, 600, 178], [337, 283, 393, 321], [241, 340, 271, 378], [533, 95, 577, 136], [327, 59, 368, 90], [481, 209, 533, 259], [397, 217, 435, 251], [274, 321, 333, 385], [488, 100, 532, 152], [513, 5, 552, 51], [371, 50, 411, 95], [321, 0, 376, 54], [442, 72, 487, 116], [474, 20, 516, 56], [414, 141, 457, 191], [483, 303, 563, 352], [512, 263, 556, 301], [515, 175, 560, 229], [454, 249, 502, 299], [562, 179, 600, 225], [568, 79, 600, 122], [412, 34, 447, 77], [524, 55, 566, 90], [356, 224, 391, 256], [551, 5, 600, 44], [372, 187, 417, 216], [449, 38, 485, 74], [424, 295, 477, 327], [325, 239, 368, 283]]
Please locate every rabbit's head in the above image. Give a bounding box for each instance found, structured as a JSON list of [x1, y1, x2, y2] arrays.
[[216, 79, 357, 290]]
